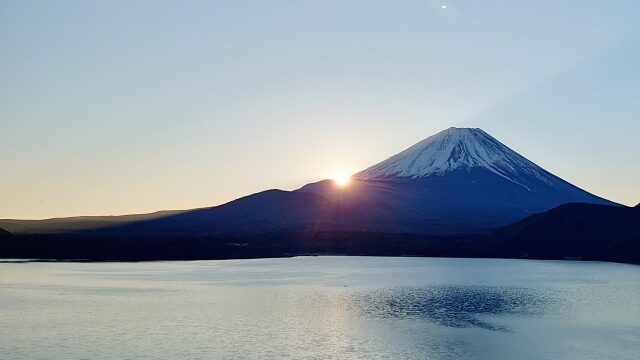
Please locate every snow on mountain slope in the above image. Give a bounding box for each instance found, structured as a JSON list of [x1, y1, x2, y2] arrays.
[[356, 127, 556, 191]]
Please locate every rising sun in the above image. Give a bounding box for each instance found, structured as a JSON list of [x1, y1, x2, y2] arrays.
[[333, 172, 351, 187]]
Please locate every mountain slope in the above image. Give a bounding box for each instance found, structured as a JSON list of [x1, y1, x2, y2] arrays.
[[90, 190, 333, 237], [0, 227, 12, 238], [495, 203, 640, 263], [0, 210, 185, 234]]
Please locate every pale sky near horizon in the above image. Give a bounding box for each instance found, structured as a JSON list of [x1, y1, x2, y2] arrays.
[[1, 0, 639, 219]]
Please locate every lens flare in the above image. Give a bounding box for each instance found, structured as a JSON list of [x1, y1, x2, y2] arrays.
[[334, 173, 351, 187]]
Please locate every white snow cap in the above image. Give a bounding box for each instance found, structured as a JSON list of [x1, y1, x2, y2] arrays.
[[356, 127, 555, 189]]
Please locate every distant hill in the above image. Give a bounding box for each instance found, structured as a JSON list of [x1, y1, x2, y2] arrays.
[[0, 210, 184, 234], [495, 203, 640, 263], [0, 227, 12, 237]]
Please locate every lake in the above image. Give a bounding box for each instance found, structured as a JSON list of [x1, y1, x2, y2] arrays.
[[1, 257, 639, 359]]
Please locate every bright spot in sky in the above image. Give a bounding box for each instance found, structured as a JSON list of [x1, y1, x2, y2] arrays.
[[333, 172, 351, 187], [441, 5, 447, 9]]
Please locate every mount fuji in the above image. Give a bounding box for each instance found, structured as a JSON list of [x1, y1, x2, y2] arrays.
[[2, 127, 611, 238], [296, 127, 616, 233], [357, 127, 565, 188]]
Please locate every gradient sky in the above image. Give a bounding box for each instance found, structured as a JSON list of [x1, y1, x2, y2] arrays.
[[1, 0, 639, 219]]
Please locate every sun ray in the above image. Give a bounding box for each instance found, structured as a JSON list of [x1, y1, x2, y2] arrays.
[[333, 172, 351, 187]]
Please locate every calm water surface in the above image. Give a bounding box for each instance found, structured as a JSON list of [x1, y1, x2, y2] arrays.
[[1, 257, 639, 359]]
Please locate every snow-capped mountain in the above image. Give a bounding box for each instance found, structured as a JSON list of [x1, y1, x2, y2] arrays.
[[13, 127, 617, 237], [297, 127, 617, 233], [357, 127, 554, 191]]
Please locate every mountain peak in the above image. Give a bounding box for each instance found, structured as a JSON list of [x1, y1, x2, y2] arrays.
[[356, 127, 556, 190], [446, 126, 481, 131]]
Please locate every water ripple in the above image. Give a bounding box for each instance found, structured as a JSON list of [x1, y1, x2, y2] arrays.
[[352, 285, 562, 331]]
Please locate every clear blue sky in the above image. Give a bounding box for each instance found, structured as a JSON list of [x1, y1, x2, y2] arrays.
[[1, 0, 639, 219]]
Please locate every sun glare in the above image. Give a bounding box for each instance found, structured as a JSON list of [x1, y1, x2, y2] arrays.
[[333, 172, 351, 187]]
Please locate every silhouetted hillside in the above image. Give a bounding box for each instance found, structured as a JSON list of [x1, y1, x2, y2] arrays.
[[0, 227, 12, 238], [0, 210, 184, 234], [495, 203, 640, 263]]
